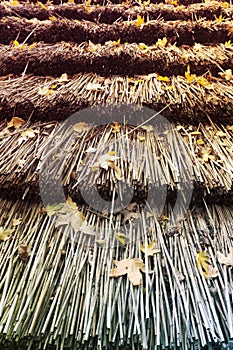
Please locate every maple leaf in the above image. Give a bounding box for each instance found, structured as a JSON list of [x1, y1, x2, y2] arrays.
[[55, 196, 86, 231], [156, 37, 167, 47], [7, 117, 25, 129], [38, 86, 54, 96], [185, 65, 196, 83], [133, 15, 145, 27], [225, 40, 232, 47], [57, 73, 69, 83], [18, 244, 31, 262], [137, 135, 146, 141], [111, 122, 121, 133], [219, 69, 233, 81], [157, 75, 170, 82], [196, 77, 210, 87], [0, 227, 14, 241], [110, 258, 147, 285], [73, 122, 90, 133], [46, 203, 64, 217], [49, 16, 56, 21], [21, 128, 37, 138], [9, 0, 20, 6], [139, 43, 149, 52], [196, 251, 218, 279], [217, 248, 233, 266], [115, 233, 129, 246], [92, 151, 119, 171], [13, 40, 26, 50], [112, 39, 121, 46], [38, 1, 47, 10], [140, 241, 160, 256], [12, 218, 22, 227]]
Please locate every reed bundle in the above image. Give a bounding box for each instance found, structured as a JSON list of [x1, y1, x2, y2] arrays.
[[1, 2, 233, 23], [0, 16, 233, 46], [0, 196, 232, 349], [1, 41, 233, 77]]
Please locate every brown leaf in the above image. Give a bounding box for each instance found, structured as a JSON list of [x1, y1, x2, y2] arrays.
[[18, 244, 31, 262], [7, 117, 25, 129], [110, 258, 147, 285], [217, 248, 233, 266], [111, 122, 121, 133], [0, 227, 14, 241]]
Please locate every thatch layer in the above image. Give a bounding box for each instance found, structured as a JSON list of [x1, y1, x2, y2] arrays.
[[0, 197, 232, 349], [0, 121, 232, 204], [0, 17, 233, 45], [1, 2, 233, 23], [1, 41, 233, 77], [0, 73, 233, 124]]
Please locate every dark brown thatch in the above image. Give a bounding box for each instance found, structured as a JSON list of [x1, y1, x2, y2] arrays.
[[0, 16, 233, 45], [1, 41, 233, 77]]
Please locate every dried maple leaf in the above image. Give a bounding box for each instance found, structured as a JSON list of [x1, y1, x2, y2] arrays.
[[156, 37, 167, 47], [111, 122, 121, 133], [140, 241, 160, 256], [115, 232, 129, 245], [18, 244, 31, 262], [55, 197, 86, 231], [196, 251, 218, 279], [73, 122, 90, 133], [7, 117, 25, 129], [137, 135, 146, 141], [110, 258, 147, 285], [133, 15, 145, 27], [219, 69, 233, 81], [92, 151, 119, 171], [46, 203, 64, 217], [21, 128, 37, 138], [0, 227, 14, 241], [12, 218, 22, 227], [157, 75, 170, 82], [217, 248, 233, 266]]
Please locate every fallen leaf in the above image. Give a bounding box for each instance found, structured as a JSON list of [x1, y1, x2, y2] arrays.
[[55, 197, 86, 231], [110, 258, 147, 285], [86, 82, 104, 91], [79, 221, 96, 236], [12, 218, 22, 227], [196, 76, 210, 87], [225, 40, 232, 47], [85, 147, 97, 153], [196, 251, 218, 279], [137, 135, 146, 141], [0, 227, 14, 241], [217, 247, 233, 266], [157, 75, 170, 82], [38, 1, 47, 9], [196, 139, 204, 145], [18, 244, 31, 262], [9, 0, 20, 5], [156, 37, 167, 47], [73, 122, 90, 133], [57, 73, 69, 83], [219, 69, 233, 81], [29, 42, 37, 49], [115, 166, 123, 180], [112, 39, 121, 46], [141, 125, 153, 132], [21, 128, 37, 138], [115, 232, 129, 245], [49, 16, 56, 21], [111, 122, 121, 133], [140, 241, 160, 256], [46, 203, 64, 217], [92, 151, 119, 171], [139, 43, 149, 52], [185, 65, 196, 83], [133, 15, 145, 27], [7, 117, 25, 129], [38, 86, 54, 96], [13, 40, 26, 49]]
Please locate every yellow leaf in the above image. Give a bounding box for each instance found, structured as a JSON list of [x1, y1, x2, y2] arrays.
[[0, 227, 14, 241], [115, 233, 129, 245], [157, 75, 170, 82], [38, 86, 54, 96], [190, 131, 202, 135], [137, 135, 146, 141], [13, 40, 26, 50], [219, 69, 233, 81], [115, 166, 123, 180], [216, 130, 226, 137], [112, 39, 121, 46], [110, 258, 147, 286], [196, 76, 210, 87], [140, 241, 160, 256], [92, 151, 119, 171], [85, 0, 92, 12], [217, 247, 233, 266], [225, 40, 232, 47], [215, 13, 223, 22], [68, 0, 75, 3], [73, 122, 90, 133], [9, 0, 20, 6], [196, 139, 204, 145], [12, 218, 22, 227], [185, 65, 196, 83], [7, 117, 25, 129], [134, 15, 145, 27], [196, 251, 218, 279], [21, 128, 37, 138], [111, 121, 121, 133], [139, 43, 149, 52], [141, 125, 153, 132], [156, 37, 167, 47], [38, 1, 47, 10], [49, 16, 56, 21], [46, 203, 64, 217], [29, 42, 37, 49]]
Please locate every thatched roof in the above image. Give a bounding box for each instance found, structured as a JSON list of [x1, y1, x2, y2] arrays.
[[0, 0, 233, 349]]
